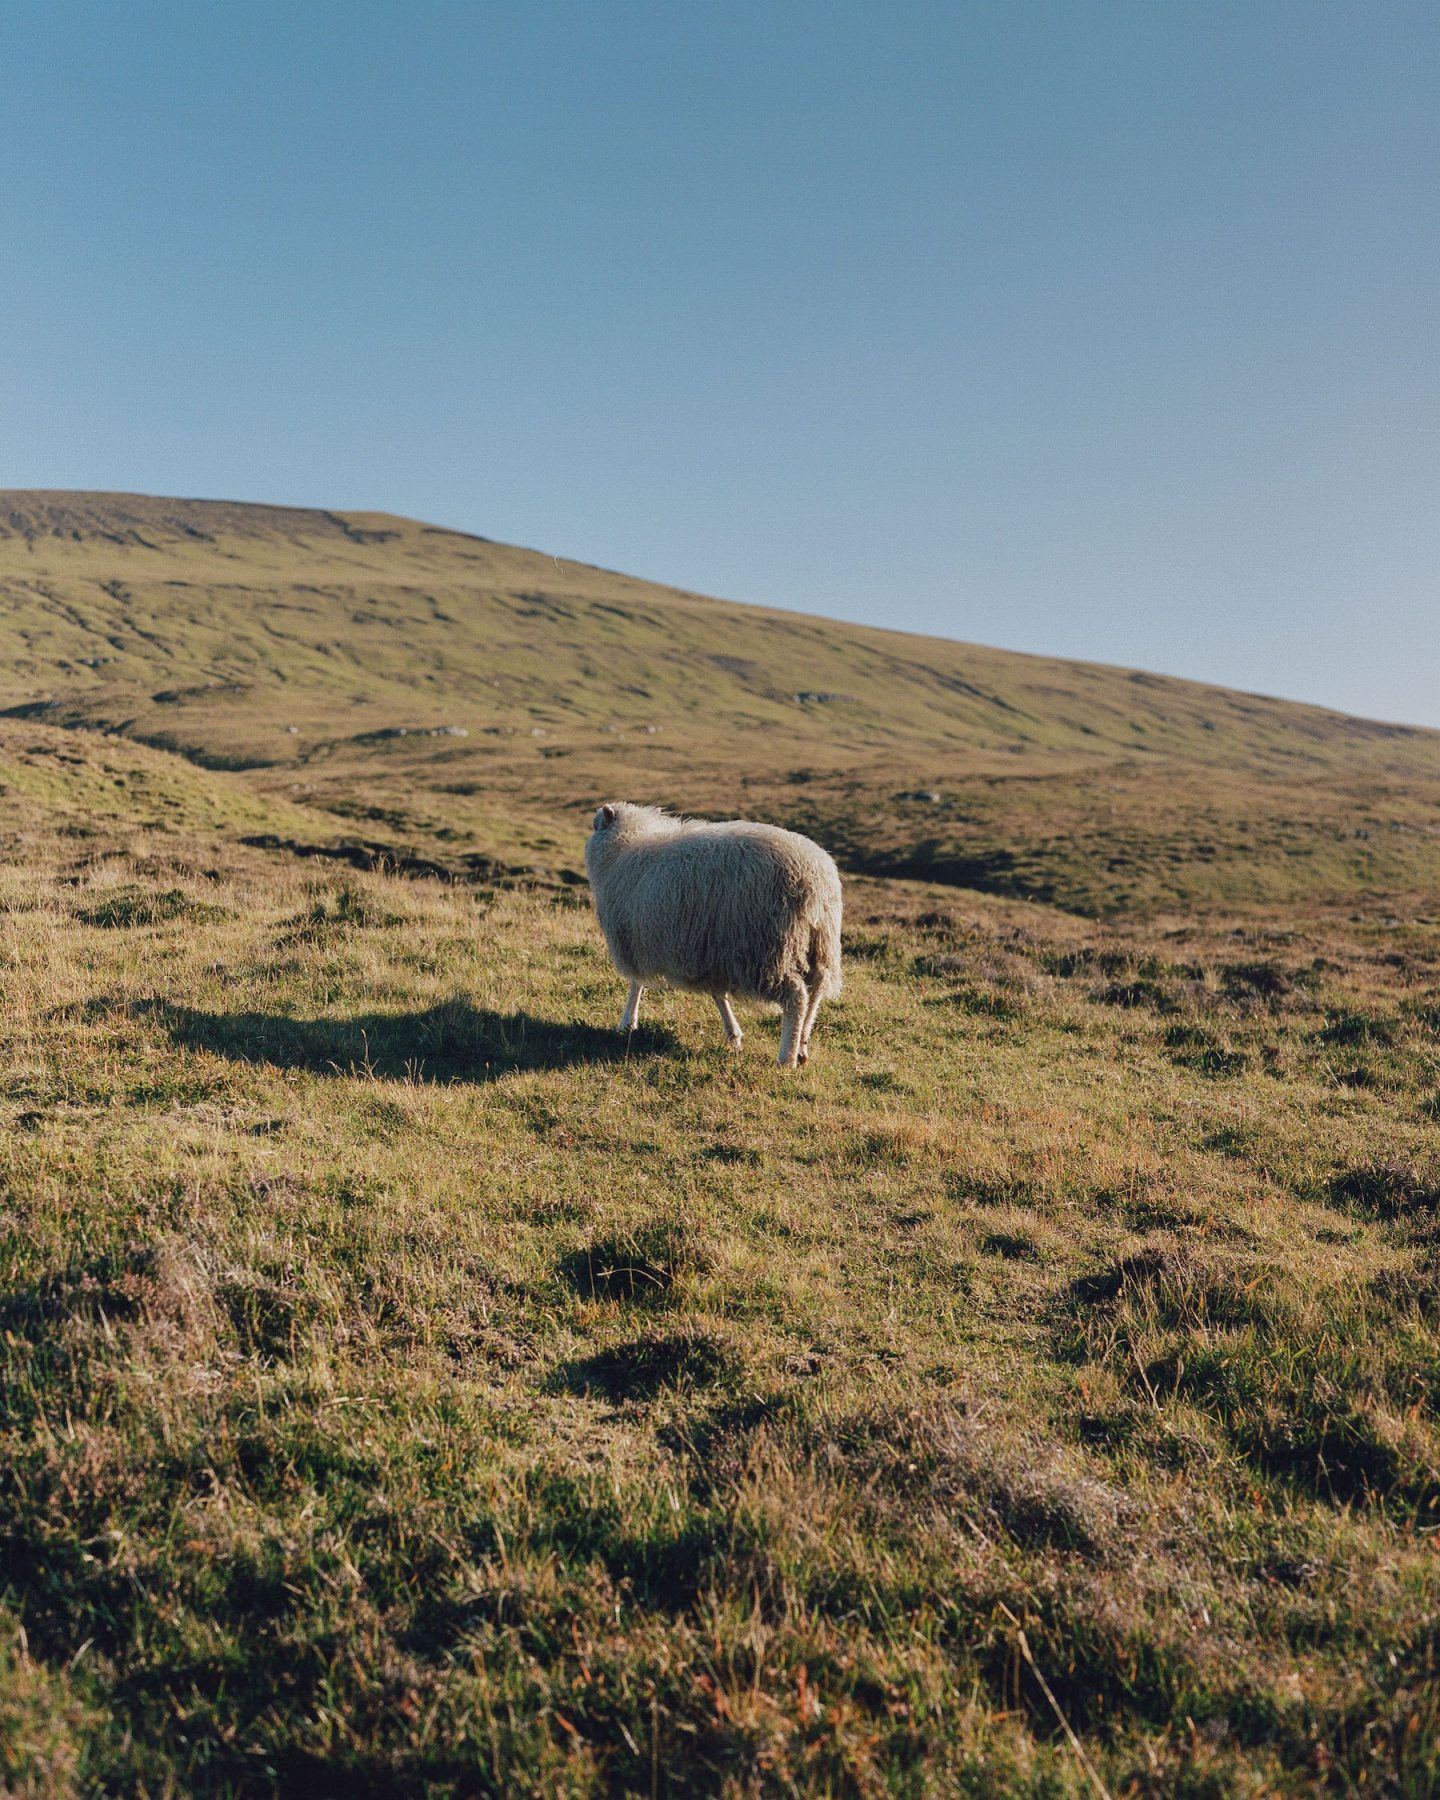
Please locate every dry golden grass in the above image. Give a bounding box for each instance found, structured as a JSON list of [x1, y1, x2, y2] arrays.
[[3, 495, 1440, 1792], [2, 732, 1439, 1793]]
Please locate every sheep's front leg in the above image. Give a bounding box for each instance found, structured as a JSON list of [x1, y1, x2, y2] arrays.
[[713, 993, 743, 1050], [777, 979, 808, 1069], [620, 981, 644, 1033]]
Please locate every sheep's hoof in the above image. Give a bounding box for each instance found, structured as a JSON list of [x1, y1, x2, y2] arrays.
[[797, 1048, 809, 1065], [726, 1035, 744, 1052]]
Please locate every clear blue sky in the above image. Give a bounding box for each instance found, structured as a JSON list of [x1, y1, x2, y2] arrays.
[[3, 2, 1437, 725]]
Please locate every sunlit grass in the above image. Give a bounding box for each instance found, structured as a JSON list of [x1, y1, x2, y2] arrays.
[[2, 759, 1438, 1792]]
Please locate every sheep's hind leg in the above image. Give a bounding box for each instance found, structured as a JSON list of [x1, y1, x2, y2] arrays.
[[796, 988, 824, 1065], [620, 981, 644, 1033], [777, 979, 808, 1069], [713, 993, 744, 1050]]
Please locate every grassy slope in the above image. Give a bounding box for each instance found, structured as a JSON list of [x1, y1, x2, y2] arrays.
[[4, 491, 1439, 915], [2, 754, 1439, 1796], [3, 495, 1440, 1793]]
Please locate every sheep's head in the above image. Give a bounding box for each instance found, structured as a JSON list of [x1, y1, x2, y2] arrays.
[[587, 803, 669, 862], [585, 802, 627, 879]]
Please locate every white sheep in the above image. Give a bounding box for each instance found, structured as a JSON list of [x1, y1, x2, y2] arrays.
[[584, 802, 843, 1067]]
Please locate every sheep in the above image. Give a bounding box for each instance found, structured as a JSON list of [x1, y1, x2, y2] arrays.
[[584, 802, 843, 1067]]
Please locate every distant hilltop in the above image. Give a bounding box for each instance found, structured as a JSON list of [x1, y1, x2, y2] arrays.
[[2, 488, 1437, 914]]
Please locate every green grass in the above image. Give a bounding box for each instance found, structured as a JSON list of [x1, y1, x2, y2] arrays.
[[2, 493, 1440, 1792], [2, 755, 1440, 1795]]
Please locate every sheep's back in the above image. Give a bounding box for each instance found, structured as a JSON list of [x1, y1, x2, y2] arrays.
[[594, 824, 839, 1000]]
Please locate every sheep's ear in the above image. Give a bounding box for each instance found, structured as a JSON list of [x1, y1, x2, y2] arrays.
[[595, 804, 616, 829]]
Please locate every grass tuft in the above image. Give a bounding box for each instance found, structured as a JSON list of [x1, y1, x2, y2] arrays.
[[558, 1221, 711, 1306], [1331, 1159, 1440, 1220], [554, 1328, 739, 1401], [77, 885, 226, 928]]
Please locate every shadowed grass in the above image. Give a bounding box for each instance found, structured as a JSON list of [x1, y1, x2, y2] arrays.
[[146, 998, 678, 1079]]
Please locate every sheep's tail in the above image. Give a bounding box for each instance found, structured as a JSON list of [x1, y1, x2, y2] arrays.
[[807, 914, 843, 1000]]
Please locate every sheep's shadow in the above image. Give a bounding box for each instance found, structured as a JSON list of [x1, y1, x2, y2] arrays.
[[142, 998, 675, 1081]]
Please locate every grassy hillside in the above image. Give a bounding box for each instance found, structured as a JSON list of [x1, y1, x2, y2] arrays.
[[3, 740, 1440, 1795], [3, 493, 1440, 1793], [3, 491, 1438, 914]]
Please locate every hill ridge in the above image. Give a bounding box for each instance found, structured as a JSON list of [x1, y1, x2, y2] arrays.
[[0, 488, 1432, 747], [2, 488, 1437, 915]]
